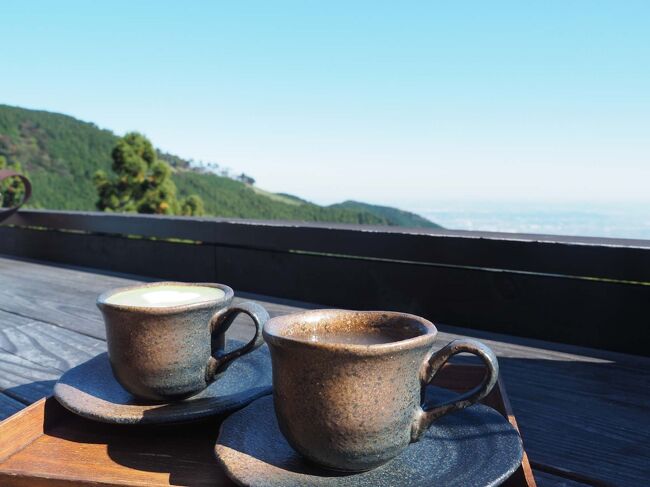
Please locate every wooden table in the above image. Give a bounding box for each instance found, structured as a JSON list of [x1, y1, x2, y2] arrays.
[[0, 255, 648, 486]]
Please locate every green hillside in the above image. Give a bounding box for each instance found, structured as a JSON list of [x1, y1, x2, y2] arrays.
[[0, 104, 116, 210], [330, 201, 442, 229], [0, 104, 439, 227], [173, 171, 383, 223]]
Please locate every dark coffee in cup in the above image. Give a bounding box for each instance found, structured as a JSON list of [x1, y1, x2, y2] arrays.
[[264, 309, 498, 472], [289, 326, 415, 345]]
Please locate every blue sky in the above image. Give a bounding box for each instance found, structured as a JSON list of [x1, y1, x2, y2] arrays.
[[1, 1, 649, 209]]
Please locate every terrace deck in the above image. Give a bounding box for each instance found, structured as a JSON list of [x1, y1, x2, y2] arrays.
[[0, 255, 648, 486]]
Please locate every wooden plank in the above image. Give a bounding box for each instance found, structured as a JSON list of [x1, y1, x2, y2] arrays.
[[213, 245, 650, 355], [0, 351, 60, 405], [0, 310, 105, 373], [201, 221, 650, 282], [0, 288, 107, 407], [0, 397, 233, 487], [0, 257, 135, 339], [5, 210, 650, 282], [0, 399, 47, 463], [9, 209, 650, 247], [1, 228, 648, 354], [0, 227, 216, 283]]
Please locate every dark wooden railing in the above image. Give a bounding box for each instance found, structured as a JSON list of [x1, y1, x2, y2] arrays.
[[1, 210, 648, 355]]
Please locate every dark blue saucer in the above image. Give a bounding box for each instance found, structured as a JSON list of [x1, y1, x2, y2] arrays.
[[54, 341, 272, 425], [215, 389, 523, 487]]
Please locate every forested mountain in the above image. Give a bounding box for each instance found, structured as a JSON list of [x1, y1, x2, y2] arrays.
[[330, 201, 441, 229], [0, 104, 116, 210], [0, 104, 439, 227]]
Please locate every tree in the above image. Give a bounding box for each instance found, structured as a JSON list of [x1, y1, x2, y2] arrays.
[[180, 194, 205, 216], [94, 132, 204, 216], [0, 156, 28, 208]]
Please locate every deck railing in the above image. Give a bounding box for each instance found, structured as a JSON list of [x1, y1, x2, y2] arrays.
[[1, 209, 648, 355]]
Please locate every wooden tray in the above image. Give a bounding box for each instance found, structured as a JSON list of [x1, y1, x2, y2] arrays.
[[0, 364, 536, 486]]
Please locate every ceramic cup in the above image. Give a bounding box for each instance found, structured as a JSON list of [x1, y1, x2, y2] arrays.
[[97, 282, 268, 402], [263, 309, 499, 472]]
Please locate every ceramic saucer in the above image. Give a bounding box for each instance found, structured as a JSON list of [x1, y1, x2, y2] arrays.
[[215, 388, 523, 487], [54, 341, 272, 425]]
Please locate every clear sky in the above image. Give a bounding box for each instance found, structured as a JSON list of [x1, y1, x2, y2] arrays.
[[1, 1, 649, 209]]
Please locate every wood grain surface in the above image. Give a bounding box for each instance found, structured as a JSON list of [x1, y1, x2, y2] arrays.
[[0, 255, 648, 486]]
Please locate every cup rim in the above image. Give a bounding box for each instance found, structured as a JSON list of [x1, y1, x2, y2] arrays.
[[263, 309, 437, 355], [96, 281, 234, 314]]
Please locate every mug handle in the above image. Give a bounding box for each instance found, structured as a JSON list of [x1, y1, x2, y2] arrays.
[[205, 301, 269, 383], [411, 338, 499, 441]]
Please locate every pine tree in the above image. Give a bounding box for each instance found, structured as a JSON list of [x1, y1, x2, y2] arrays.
[[94, 133, 204, 216]]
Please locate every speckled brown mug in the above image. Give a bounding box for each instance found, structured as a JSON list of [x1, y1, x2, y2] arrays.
[[264, 309, 499, 472], [97, 282, 268, 402]]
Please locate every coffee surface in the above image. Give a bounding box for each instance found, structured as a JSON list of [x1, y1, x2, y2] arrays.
[[105, 285, 224, 308], [293, 326, 417, 345]]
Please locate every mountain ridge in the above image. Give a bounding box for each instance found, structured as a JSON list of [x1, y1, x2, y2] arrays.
[[0, 104, 440, 228]]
